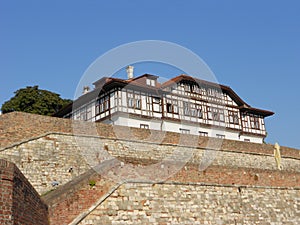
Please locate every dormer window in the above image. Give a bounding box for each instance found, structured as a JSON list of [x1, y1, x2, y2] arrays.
[[146, 78, 156, 87]]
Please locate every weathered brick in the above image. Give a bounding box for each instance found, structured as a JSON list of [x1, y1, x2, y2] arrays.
[[0, 159, 48, 225]]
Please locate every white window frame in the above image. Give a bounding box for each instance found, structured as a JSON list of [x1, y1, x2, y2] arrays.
[[140, 124, 149, 129]]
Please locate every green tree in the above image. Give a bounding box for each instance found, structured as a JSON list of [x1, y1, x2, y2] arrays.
[[1, 86, 72, 116]]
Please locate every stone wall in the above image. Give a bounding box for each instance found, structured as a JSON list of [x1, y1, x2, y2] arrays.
[[43, 160, 300, 225], [0, 134, 91, 194], [0, 130, 300, 194], [0, 134, 300, 194], [78, 182, 299, 225], [1, 112, 300, 224], [0, 159, 48, 225], [1, 112, 299, 159], [1, 132, 299, 194]]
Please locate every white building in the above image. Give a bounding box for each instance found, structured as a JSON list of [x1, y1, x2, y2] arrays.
[[55, 67, 274, 143]]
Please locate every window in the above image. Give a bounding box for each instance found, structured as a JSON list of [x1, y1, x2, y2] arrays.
[[242, 114, 249, 128], [207, 106, 212, 120], [208, 88, 214, 96], [96, 95, 109, 115], [173, 104, 178, 113], [244, 139, 250, 142], [151, 79, 155, 87], [86, 108, 92, 120], [80, 107, 87, 121], [196, 105, 203, 118], [190, 108, 197, 117], [167, 103, 172, 113], [184, 84, 191, 92], [180, 128, 190, 134], [219, 110, 225, 122], [140, 124, 149, 129], [191, 85, 201, 94], [216, 134, 225, 139], [152, 97, 161, 112], [199, 131, 208, 137], [74, 109, 81, 120], [183, 102, 190, 116], [229, 111, 239, 125], [79, 105, 92, 121], [146, 79, 156, 87], [136, 98, 141, 109], [186, 103, 202, 118], [127, 92, 141, 109], [250, 116, 260, 129], [207, 88, 222, 98], [212, 108, 219, 121], [166, 99, 178, 114], [234, 114, 239, 124], [208, 107, 224, 121], [127, 92, 134, 108]]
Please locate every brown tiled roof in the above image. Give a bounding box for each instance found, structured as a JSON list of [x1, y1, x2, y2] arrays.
[[54, 74, 163, 117], [54, 74, 274, 117], [94, 74, 160, 91], [131, 73, 159, 81], [161, 74, 274, 117]]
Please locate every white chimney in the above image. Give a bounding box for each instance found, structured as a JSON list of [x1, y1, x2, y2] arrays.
[[126, 65, 134, 79], [82, 86, 90, 95]]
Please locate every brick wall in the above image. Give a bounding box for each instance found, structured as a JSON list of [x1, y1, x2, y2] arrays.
[[0, 159, 48, 225], [43, 166, 116, 225]]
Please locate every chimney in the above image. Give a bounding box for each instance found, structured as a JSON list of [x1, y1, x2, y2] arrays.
[[82, 86, 90, 95], [126, 65, 134, 79]]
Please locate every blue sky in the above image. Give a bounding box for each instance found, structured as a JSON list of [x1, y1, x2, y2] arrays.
[[1, 1, 299, 149]]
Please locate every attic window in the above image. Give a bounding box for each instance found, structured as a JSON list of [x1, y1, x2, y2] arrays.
[[146, 78, 156, 87]]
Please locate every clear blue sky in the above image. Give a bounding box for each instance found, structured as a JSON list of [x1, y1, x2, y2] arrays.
[[1, 1, 299, 149]]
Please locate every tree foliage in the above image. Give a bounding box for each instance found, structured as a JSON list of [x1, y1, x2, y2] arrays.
[[1, 86, 72, 116]]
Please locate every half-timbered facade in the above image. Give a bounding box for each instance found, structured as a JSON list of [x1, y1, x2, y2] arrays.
[[55, 73, 274, 143]]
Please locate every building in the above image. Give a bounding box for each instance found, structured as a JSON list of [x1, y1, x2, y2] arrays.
[[55, 66, 274, 143]]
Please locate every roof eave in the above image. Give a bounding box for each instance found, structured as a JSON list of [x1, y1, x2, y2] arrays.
[[240, 107, 275, 117]]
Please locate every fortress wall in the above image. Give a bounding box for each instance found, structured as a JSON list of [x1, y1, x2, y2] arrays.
[[0, 132, 299, 194], [0, 134, 91, 194], [78, 182, 300, 225], [43, 162, 299, 225], [1, 112, 300, 224], [1, 112, 299, 160]]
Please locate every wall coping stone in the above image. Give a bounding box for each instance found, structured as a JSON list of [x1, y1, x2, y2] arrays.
[[1, 131, 299, 161]]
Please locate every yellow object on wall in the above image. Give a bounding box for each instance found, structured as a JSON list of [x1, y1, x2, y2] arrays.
[[274, 142, 282, 170]]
